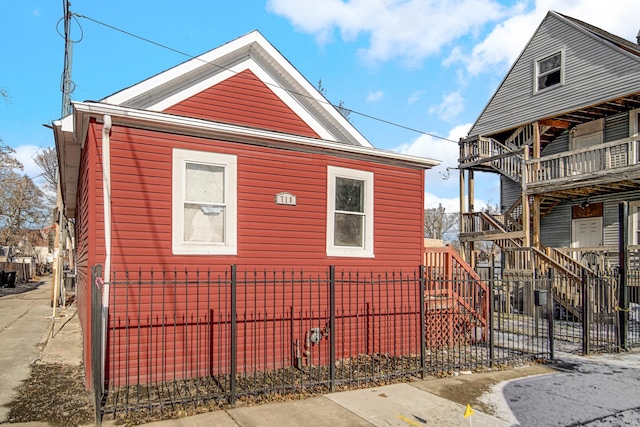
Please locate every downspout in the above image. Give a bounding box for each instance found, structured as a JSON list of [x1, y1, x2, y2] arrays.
[[101, 115, 112, 307], [100, 115, 112, 394]]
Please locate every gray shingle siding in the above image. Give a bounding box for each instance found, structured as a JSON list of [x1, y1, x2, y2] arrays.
[[469, 13, 640, 138]]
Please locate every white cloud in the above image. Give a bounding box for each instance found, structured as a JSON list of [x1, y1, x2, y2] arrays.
[[446, 0, 640, 76], [267, 0, 510, 64], [366, 90, 383, 103], [407, 90, 425, 105], [423, 192, 461, 212], [13, 144, 42, 179], [429, 91, 464, 122], [392, 123, 470, 190]]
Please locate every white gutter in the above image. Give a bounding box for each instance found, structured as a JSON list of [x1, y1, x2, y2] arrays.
[[72, 101, 440, 169], [101, 115, 112, 307]]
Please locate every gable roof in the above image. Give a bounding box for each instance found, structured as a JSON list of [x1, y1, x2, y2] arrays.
[[53, 31, 440, 217], [467, 11, 640, 139], [100, 30, 371, 147]]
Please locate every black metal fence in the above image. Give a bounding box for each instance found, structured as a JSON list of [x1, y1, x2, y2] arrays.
[[90, 263, 640, 423]]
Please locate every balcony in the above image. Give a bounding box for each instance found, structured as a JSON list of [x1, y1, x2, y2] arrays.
[[526, 136, 640, 195]]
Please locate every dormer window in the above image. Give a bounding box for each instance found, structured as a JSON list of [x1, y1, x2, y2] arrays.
[[535, 51, 563, 92]]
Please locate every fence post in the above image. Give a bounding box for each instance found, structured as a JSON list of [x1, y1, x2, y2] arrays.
[[91, 264, 103, 426], [329, 266, 336, 391], [419, 265, 426, 378], [488, 258, 495, 368], [547, 268, 554, 360], [582, 269, 590, 356], [230, 265, 237, 405], [618, 201, 628, 351]]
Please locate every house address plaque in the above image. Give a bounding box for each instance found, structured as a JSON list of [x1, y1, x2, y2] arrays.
[[275, 192, 296, 206]]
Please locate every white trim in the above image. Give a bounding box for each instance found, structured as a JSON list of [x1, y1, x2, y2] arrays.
[[148, 58, 337, 142], [101, 115, 112, 307], [533, 48, 565, 94], [172, 148, 237, 255], [100, 30, 374, 148], [630, 201, 640, 246], [326, 166, 374, 258], [71, 102, 440, 169], [630, 108, 640, 164]]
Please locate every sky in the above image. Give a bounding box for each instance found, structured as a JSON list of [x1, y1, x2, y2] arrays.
[[1, 0, 639, 212]]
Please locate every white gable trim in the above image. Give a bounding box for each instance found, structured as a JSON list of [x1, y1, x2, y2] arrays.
[[147, 58, 337, 142], [99, 30, 373, 148]]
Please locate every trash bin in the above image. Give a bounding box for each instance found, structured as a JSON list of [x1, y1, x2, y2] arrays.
[[2, 271, 17, 288], [534, 289, 547, 306]]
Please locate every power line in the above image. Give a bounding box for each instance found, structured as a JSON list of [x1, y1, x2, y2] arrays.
[[72, 12, 458, 144]]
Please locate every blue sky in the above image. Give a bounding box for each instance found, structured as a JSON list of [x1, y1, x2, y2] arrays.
[[1, 0, 639, 211]]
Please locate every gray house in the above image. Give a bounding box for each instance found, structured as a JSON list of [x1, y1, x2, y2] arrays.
[[458, 11, 640, 313]]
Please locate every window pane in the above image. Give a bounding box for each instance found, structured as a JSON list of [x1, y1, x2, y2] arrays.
[[186, 163, 224, 203], [334, 213, 363, 247], [184, 203, 225, 243], [336, 177, 364, 213], [538, 70, 561, 90], [539, 54, 560, 73]]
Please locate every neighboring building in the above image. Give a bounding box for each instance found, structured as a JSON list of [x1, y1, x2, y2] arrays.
[[0, 246, 11, 263], [53, 31, 440, 386], [459, 11, 640, 314]]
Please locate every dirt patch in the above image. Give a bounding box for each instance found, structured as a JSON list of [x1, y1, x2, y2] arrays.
[[6, 363, 94, 427], [412, 363, 556, 417]]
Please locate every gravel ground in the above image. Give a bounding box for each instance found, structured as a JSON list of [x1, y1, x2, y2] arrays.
[[6, 363, 94, 427]]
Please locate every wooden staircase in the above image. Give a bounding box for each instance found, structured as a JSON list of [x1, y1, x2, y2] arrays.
[[423, 246, 489, 347]]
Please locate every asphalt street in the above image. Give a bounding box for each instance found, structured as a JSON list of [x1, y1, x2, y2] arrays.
[[500, 352, 640, 426]]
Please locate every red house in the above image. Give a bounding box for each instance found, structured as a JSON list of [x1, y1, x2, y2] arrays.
[[53, 31, 439, 390]]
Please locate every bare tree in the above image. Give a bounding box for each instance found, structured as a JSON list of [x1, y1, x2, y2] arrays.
[[424, 204, 459, 242], [317, 79, 351, 122], [0, 145, 49, 247], [34, 147, 58, 205]]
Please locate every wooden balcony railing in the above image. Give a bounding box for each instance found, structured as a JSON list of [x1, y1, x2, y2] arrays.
[[526, 136, 640, 186]]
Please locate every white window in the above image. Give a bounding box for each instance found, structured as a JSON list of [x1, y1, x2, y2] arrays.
[[630, 108, 640, 164], [535, 50, 564, 93], [630, 201, 640, 246], [327, 166, 374, 257], [172, 148, 237, 255]]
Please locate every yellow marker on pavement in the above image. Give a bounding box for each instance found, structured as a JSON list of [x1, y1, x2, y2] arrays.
[[464, 403, 474, 418], [464, 403, 475, 426], [397, 415, 422, 426]]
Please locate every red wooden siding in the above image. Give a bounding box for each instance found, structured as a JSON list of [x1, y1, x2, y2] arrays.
[[98, 124, 424, 272], [75, 120, 100, 387], [81, 121, 425, 387], [163, 69, 320, 138]]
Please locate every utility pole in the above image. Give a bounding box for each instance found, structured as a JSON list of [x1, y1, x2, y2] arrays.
[[60, 0, 74, 117]]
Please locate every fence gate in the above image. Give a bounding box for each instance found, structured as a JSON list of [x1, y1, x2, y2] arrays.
[[91, 265, 104, 426]]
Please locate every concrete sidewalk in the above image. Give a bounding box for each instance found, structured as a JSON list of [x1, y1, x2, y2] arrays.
[[131, 381, 514, 427]]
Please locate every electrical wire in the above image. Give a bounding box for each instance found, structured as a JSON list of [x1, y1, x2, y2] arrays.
[[72, 12, 458, 144]]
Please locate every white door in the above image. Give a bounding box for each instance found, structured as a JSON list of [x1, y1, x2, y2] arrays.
[[572, 217, 603, 265], [572, 218, 603, 247]]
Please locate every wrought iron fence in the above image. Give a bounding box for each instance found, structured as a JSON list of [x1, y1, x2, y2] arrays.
[[91, 263, 582, 422]]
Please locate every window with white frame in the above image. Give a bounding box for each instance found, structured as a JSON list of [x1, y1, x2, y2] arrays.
[[535, 50, 563, 92], [172, 148, 237, 255], [630, 201, 640, 246], [327, 166, 374, 257], [631, 108, 640, 164]]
